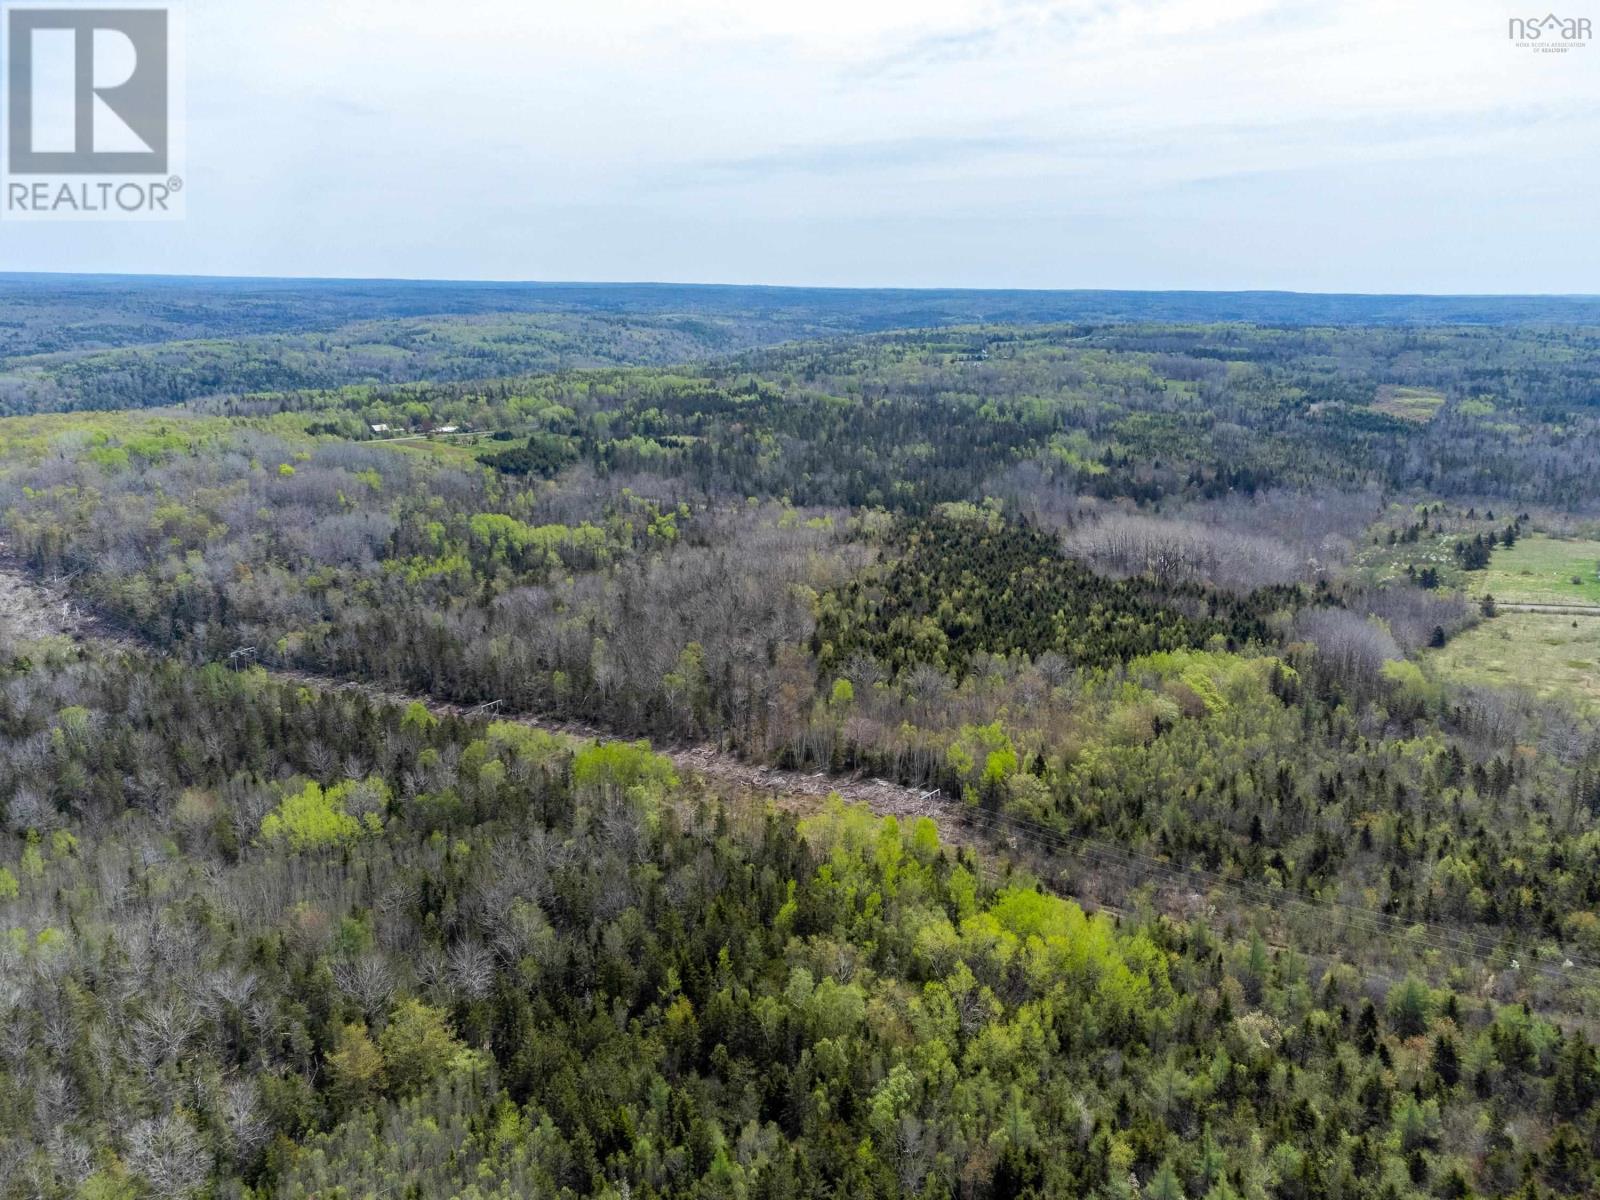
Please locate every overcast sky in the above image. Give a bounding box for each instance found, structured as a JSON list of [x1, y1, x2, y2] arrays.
[[4, 0, 1598, 290]]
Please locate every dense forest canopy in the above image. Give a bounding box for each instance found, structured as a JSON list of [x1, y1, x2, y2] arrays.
[[3, 285, 1600, 1199], [7, 275, 1600, 358], [7, 275, 1600, 413]]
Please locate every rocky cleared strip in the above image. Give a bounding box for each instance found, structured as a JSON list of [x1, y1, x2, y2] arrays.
[[8, 559, 1600, 1030], [0, 560, 92, 642], [0, 556, 963, 835]]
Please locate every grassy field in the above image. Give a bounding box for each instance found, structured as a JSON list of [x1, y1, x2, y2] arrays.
[[1370, 385, 1445, 423], [1431, 611, 1600, 710], [1475, 535, 1600, 606], [376, 435, 493, 469]]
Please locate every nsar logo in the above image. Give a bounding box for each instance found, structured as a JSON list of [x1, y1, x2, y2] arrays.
[[1508, 12, 1592, 52]]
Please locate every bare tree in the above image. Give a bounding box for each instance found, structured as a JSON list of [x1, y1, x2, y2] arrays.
[[1293, 608, 1402, 697], [132, 999, 199, 1071], [448, 939, 496, 1000], [332, 954, 395, 1020], [126, 1113, 210, 1199], [221, 1079, 269, 1161]]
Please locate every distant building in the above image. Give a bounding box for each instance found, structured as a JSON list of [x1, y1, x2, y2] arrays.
[[436, 426, 461, 434], [370, 423, 391, 434]]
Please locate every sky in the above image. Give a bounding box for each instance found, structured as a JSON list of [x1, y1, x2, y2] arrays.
[[2, 0, 1598, 291]]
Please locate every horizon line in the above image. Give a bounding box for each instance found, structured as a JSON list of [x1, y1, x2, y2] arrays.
[[1, 271, 1598, 301]]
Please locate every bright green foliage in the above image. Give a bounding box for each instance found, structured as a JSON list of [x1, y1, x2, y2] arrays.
[[571, 739, 678, 798], [377, 1000, 469, 1096], [468, 513, 609, 570], [1, 655, 1596, 1198], [325, 1022, 386, 1106], [260, 779, 386, 850], [401, 700, 438, 733], [76, 1167, 137, 1200], [945, 721, 1020, 802], [19, 833, 43, 879], [1381, 657, 1442, 713], [8, 312, 1600, 1200], [484, 720, 568, 764], [1137, 648, 1283, 715]]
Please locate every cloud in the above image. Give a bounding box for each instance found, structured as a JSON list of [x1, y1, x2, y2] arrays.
[[847, 25, 1011, 79], [3, 0, 1599, 290], [679, 133, 1045, 180]]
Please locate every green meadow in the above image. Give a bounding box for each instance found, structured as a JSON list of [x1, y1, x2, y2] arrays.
[[1477, 534, 1600, 606], [1370, 385, 1445, 423], [1431, 610, 1600, 710]]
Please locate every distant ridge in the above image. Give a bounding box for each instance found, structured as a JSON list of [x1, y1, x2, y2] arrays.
[[3, 272, 1600, 345]]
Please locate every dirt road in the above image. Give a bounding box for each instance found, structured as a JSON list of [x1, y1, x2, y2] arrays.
[[1491, 602, 1600, 617]]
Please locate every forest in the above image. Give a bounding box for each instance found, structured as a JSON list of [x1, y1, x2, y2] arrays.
[[9, 276, 1600, 413], [3, 287, 1600, 1198]]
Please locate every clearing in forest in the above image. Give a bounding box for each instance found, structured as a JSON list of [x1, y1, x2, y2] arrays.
[[377, 436, 490, 467], [1430, 611, 1600, 710], [1369, 385, 1445, 423], [1472, 534, 1600, 607]]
